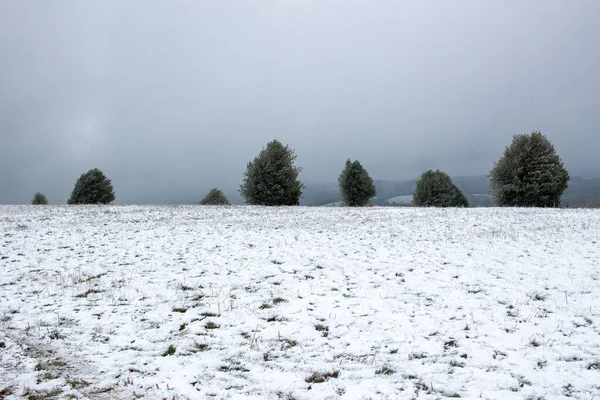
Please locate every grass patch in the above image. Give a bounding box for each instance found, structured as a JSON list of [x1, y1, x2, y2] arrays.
[[200, 311, 219, 317], [587, 361, 600, 370], [305, 370, 340, 384], [75, 289, 104, 298], [205, 321, 220, 329], [277, 391, 297, 400], [172, 307, 188, 313], [34, 360, 67, 372], [563, 383, 574, 397], [162, 344, 176, 356], [272, 297, 287, 304], [21, 387, 64, 400], [195, 343, 209, 352], [240, 332, 251, 339], [280, 338, 298, 350], [81, 273, 107, 282], [314, 324, 329, 337], [530, 292, 548, 301], [48, 329, 64, 340], [0, 386, 13, 396], [467, 287, 484, 294], [414, 380, 432, 394], [36, 371, 59, 384], [259, 303, 272, 310], [219, 364, 249, 373], [517, 376, 532, 387], [375, 366, 395, 375], [66, 378, 90, 389]]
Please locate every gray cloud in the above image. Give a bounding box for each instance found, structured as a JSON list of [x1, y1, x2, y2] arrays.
[[1, 0, 599, 204]]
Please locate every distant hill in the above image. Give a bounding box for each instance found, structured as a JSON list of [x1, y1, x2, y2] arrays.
[[562, 177, 600, 207], [301, 174, 600, 208]]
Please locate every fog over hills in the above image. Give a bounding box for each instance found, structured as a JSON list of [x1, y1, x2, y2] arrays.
[[300, 173, 600, 208], [1, 1, 599, 205]]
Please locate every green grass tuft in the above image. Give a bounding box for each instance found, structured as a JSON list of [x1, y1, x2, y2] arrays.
[[162, 344, 176, 356], [305, 370, 340, 383], [205, 321, 220, 329]]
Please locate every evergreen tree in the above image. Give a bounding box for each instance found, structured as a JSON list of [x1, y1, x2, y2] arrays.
[[31, 192, 48, 205], [67, 168, 116, 205], [338, 159, 376, 207], [239, 140, 304, 205], [200, 188, 230, 205], [413, 170, 468, 207], [489, 131, 569, 207]]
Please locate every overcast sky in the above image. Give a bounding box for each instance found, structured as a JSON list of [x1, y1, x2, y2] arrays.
[[1, 0, 599, 204]]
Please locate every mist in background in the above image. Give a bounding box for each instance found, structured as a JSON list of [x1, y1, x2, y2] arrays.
[[1, 0, 599, 204]]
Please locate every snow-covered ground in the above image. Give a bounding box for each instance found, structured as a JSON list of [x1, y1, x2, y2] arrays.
[[1, 205, 599, 399]]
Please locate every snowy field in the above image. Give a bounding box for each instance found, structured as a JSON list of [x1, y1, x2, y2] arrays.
[[1, 205, 599, 400]]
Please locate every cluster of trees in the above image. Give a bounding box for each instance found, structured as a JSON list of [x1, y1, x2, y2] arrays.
[[31, 131, 571, 208]]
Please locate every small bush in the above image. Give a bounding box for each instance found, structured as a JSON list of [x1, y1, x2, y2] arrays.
[[239, 140, 304, 206], [31, 192, 49, 205], [68, 168, 115, 205], [199, 188, 230, 205], [490, 131, 569, 207], [413, 170, 468, 207], [338, 159, 376, 206]]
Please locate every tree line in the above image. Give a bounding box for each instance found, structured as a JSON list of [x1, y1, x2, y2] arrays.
[[31, 131, 570, 208]]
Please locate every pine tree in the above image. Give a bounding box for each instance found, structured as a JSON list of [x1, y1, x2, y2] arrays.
[[338, 159, 376, 207], [239, 140, 304, 205], [489, 131, 569, 207], [31, 192, 49, 205], [200, 188, 230, 205], [412, 170, 468, 207], [67, 168, 116, 205]]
